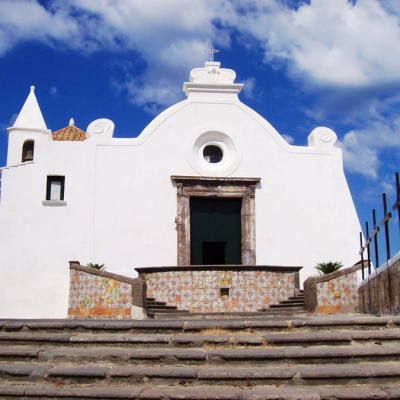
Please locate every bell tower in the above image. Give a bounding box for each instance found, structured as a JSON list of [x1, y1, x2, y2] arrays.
[[7, 86, 51, 166]]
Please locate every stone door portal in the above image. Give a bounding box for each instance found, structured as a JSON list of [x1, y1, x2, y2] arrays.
[[171, 176, 260, 266]]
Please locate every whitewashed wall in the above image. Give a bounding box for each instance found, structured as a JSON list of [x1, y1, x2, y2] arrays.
[[0, 63, 361, 318]]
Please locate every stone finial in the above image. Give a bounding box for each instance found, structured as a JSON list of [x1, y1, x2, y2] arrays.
[[189, 62, 236, 85], [69, 118, 75, 127], [183, 62, 243, 97], [308, 127, 337, 149]]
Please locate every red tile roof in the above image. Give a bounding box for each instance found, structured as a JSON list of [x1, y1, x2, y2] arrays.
[[52, 125, 86, 141]]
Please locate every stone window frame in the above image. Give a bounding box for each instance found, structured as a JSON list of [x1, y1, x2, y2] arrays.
[[171, 176, 261, 266]]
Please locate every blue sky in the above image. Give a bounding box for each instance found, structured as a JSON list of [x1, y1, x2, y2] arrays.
[[0, 0, 399, 265]]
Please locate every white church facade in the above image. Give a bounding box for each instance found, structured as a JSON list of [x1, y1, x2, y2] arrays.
[[0, 62, 362, 318]]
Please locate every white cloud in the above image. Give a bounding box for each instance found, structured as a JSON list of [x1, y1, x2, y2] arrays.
[[50, 87, 58, 96], [52, 0, 233, 109], [336, 105, 400, 179], [2, 0, 400, 104], [241, 77, 256, 99], [282, 134, 295, 144], [0, 113, 18, 132], [337, 130, 379, 178], [0, 0, 80, 55], [381, 177, 396, 196], [233, 0, 400, 87], [1, 0, 400, 182]]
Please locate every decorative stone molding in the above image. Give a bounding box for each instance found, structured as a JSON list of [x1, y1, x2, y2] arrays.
[[187, 124, 243, 177], [308, 127, 337, 149], [86, 119, 115, 140], [171, 176, 260, 266], [183, 62, 243, 96]]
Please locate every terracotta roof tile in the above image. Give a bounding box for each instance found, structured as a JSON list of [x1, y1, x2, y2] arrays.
[[52, 125, 86, 141]]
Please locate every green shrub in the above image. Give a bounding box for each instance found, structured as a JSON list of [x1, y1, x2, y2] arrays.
[[315, 261, 343, 275], [86, 263, 106, 270]]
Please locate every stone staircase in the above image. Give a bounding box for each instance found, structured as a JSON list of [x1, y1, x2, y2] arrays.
[[146, 297, 190, 318], [148, 293, 306, 319], [1, 315, 400, 399], [267, 290, 304, 311]]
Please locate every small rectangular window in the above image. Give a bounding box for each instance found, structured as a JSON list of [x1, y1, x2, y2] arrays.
[[46, 176, 65, 201]]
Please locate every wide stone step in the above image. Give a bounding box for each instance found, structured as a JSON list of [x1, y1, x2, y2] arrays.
[[269, 303, 304, 308], [1, 344, 400, 364], [1, 362, 399, 386], [146, 308, 190, 314], [0, 383, 399, 399], [147, 301, 167, 306], [280, 298, 304, 303], [288, 295, 304, 300], [146, 305, 178, 310], [152, 310, 306, 319], [2, 316, 400, 333], [1, 329, 400, 347]]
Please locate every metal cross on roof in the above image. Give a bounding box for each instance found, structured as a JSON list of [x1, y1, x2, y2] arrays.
[[205, 45, 219, 62]]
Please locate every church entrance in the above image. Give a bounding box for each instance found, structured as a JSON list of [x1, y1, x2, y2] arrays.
[[190, 198, 242, 265], [171, 176, 260, 266]]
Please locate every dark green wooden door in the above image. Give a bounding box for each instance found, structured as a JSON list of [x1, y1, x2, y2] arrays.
[[190, 198, 242, 265]]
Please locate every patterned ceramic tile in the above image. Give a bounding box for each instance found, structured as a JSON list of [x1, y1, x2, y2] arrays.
[[146, 269, 297, 313], [68, 269, 133, 318], [317, 271, 359, 314]]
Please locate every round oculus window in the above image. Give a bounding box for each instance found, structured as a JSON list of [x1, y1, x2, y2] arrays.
[[203, 145, 223, 163]]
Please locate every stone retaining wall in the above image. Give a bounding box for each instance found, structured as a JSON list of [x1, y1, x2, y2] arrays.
[[136, 265, 302, 313], [304, 263, 361, 314], [359, 254, 400, 315], [68, 262, 146, 319]]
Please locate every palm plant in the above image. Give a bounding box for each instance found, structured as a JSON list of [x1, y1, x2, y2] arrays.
[[87, 263, 106, 270], [315, 261, 343, 275]]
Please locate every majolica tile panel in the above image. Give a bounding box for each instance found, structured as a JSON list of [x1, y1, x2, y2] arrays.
[[317, 271, 359, 314], [68, 269, 133, 318], [146, 269, 295, 312]]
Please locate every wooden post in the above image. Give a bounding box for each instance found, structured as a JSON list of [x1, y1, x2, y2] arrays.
[[371, 209, 380, 270], [393, 172, 400, 239], [359, 232, 365, 281], [381, 193, 392, 313]]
